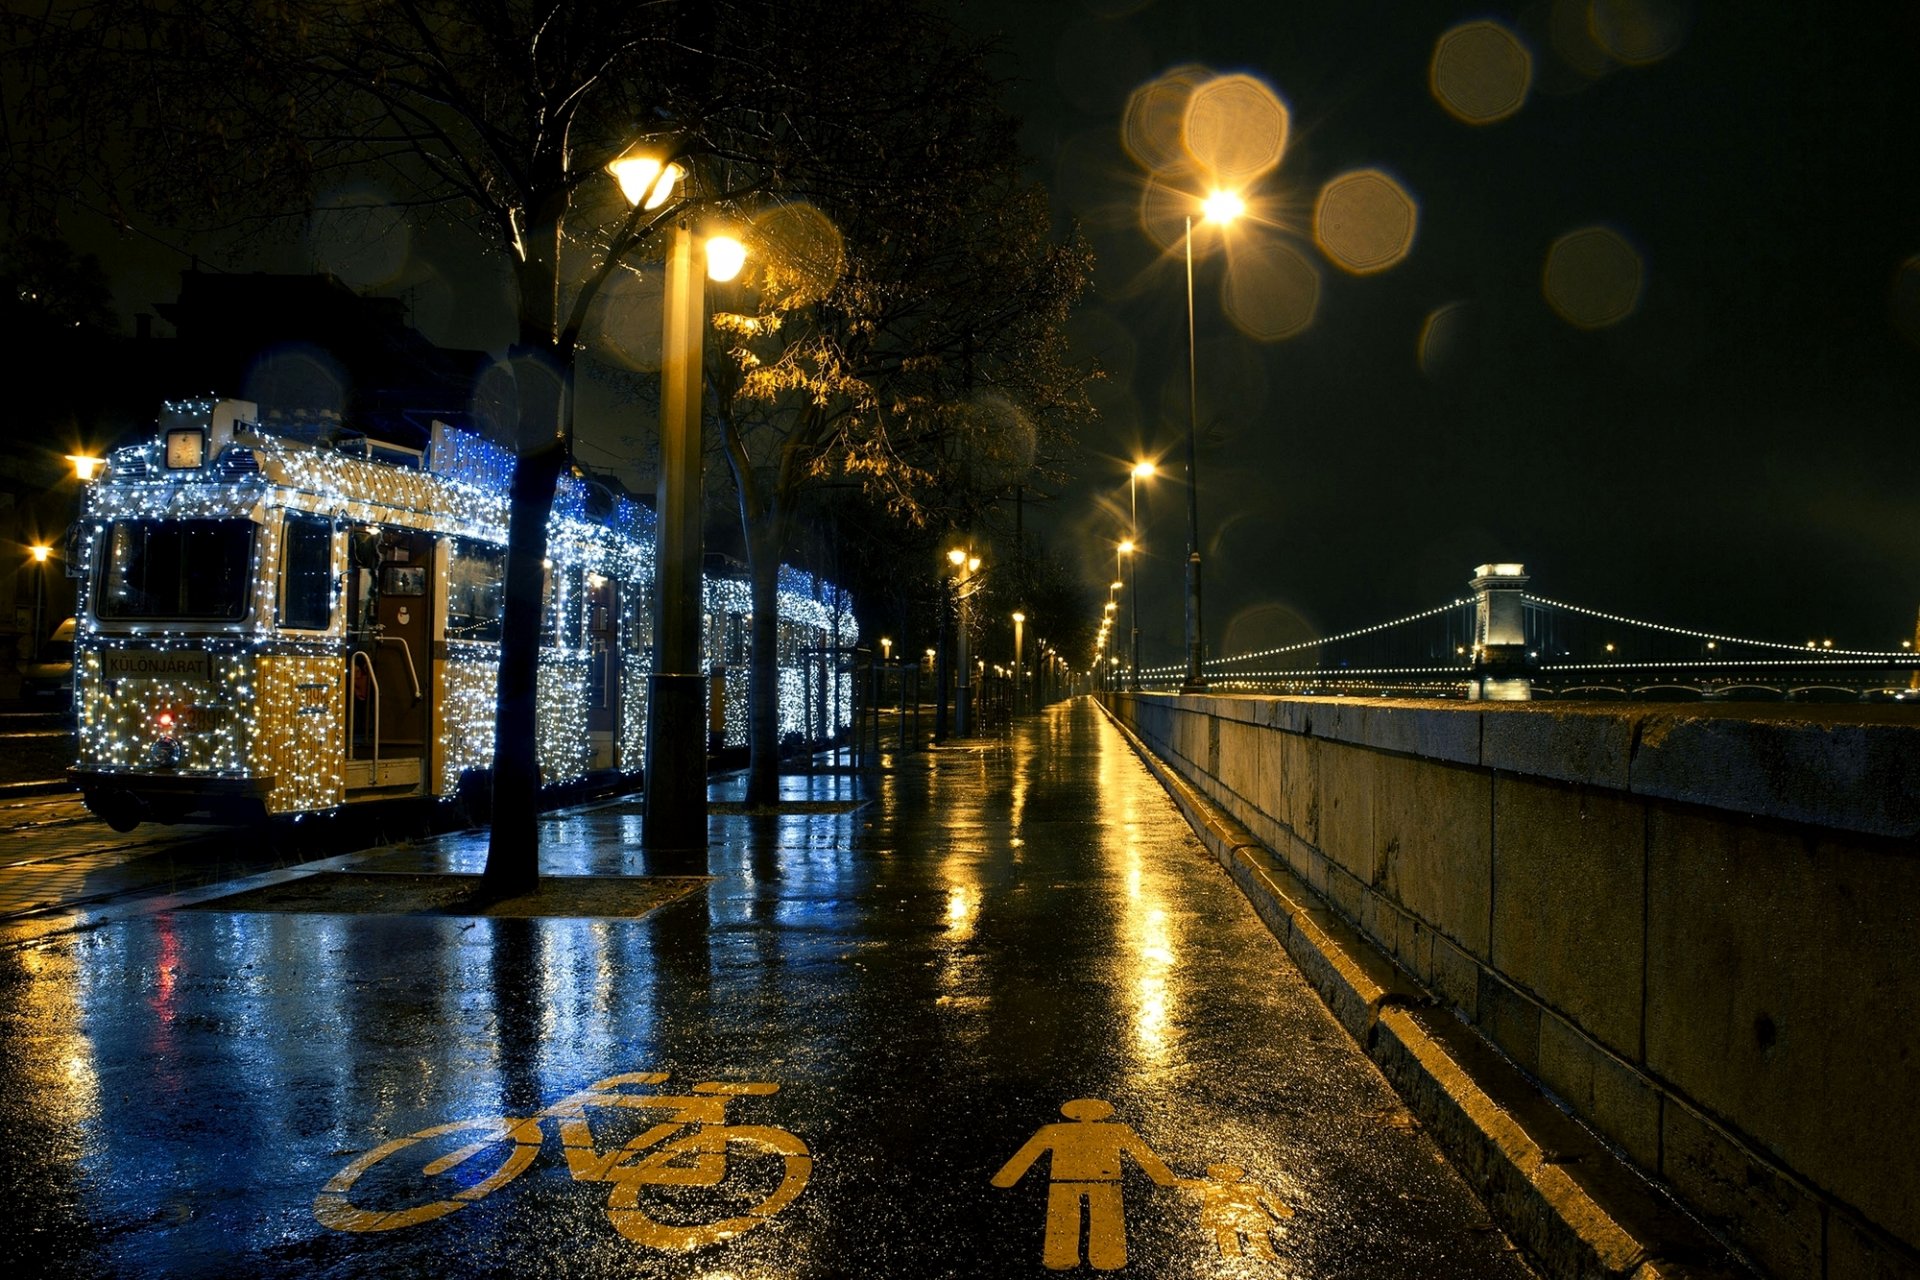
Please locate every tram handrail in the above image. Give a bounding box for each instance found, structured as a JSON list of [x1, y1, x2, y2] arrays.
[[349, 650, 380, 769], [379, 636, 423, 702]]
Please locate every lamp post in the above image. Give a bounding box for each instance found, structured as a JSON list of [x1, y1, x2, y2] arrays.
[[1128, 462, 1152, 690], [1181, 192, 1244, 692], [1011, 611, 1025, 717], [951, 548, 980, 736], [614, 150, 745, 852], [27, 544, 50, 661]]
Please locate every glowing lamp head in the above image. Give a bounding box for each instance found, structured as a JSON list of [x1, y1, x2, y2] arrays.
[[608, 155, 683, 210], [28, 544, 51, 564], [968, 557, 981, 573], [1110, 580, 1123, 591], [1118, 539, 1134, 555], [947, 548, 966, 566], [705, 235, 747, 282], [1012, 612, 1026, 624], [67, 454, 105, 481], [1131, 461, 1156, 480], [1201, 190, 1246, 225]]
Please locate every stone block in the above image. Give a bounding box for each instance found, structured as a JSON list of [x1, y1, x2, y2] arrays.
[[1214, 717, 1266, 817], [1278, 729, 1317, 842], [1661, 1099, 1823, 1280], [1628, 712, 1920, 840], [1535, 1012, 1661, 1172], [1490, 775, 1645, 1056], [1476, 971, 1542, 1076], [1323, 863, 1366, 926], [1373, 754, 1492, 954], [1481, 704, 1633, 789], [1430, 936, 1480, 1019], [1396, 909, 1433, 981], [1828, 1208, 1920, 1280], [1314, 739, 1377, 884], [1646, 806, 1920, 1248]]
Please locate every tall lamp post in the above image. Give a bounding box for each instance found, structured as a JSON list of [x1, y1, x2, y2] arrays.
[[1128, 461, 1153, 691], [1181, 192, 1244, 692], [1011, 611, 1025, 716], [613, 151, 749, 851]]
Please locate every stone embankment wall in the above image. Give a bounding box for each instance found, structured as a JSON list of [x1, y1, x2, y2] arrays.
[[1110, 692, 1919, 1280]]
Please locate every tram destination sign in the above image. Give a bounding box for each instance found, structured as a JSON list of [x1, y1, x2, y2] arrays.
[[103, 649, 213, 682]]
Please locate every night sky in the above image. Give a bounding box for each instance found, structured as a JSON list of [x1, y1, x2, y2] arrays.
[[958, 0, 1920, 664], [61, 2, 1920, 662]]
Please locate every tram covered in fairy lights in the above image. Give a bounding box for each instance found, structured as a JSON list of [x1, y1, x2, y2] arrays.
[[68, 398, 857, 830]]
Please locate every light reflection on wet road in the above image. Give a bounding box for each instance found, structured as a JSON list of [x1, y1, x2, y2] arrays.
[[0, 699, 1533, 1277]]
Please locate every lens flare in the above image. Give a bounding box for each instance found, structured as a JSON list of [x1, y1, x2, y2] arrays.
[[750, 202, 845, 308], [1430, 21, 1533, 124], [592, 267, 665, 372], [1543, 226, 1643, 329], [1891, 256, 1920, 352], [1588, 0, 1692, 66], [1223, 237, 1319, 342], [1418, 302, 1473, 377], [1313, 170, 1418, 275], [1123, 65, 1212, 175], [1184, 73, 1289, 184]]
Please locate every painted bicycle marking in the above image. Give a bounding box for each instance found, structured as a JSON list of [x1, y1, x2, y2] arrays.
[[315, 1071, 810, 1250]]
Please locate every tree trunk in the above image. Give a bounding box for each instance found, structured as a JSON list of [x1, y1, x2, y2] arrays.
[[744, 518, 784, 808]]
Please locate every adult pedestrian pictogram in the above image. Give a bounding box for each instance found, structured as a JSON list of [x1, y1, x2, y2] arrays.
[[314, 1070, 811, 1251], [992, 1097, 1179, 1271]]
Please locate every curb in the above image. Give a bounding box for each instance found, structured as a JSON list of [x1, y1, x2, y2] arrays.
[[1096, 700, 1747, 1280]]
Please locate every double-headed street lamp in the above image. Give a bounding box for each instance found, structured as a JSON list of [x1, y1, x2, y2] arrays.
[[1181, 191, 1245, 692], [613, 149, 749, 851]]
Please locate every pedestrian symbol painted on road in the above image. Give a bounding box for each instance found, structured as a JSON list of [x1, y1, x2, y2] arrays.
[[1193, 1163, 1293, 1261], [991, 1098, 1178, 1271], [315, 1071, 809, 1251]]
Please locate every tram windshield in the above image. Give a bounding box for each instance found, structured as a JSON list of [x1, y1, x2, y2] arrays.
[[96, 518, 256, 621]]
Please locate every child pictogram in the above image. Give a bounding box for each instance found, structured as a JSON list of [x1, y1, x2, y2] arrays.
[[1191, 1163, 1292, 1261], [991, 1098, 1178, 1271]]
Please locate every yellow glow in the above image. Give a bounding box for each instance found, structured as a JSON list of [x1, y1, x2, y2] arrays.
[[1012, 612, 1026, 623], [1430, 20, 1533, 125], [705, 235, 747, 283], [1543, 226, 1643, 329], [1223, 236, 1319, 342], [1131, 461, 1155, 480], [1313, 169, 1418, 275], [1589, 0, 1692, 67], [1184, 73, 1290, 184], [967, 557, 980, 573], [1118, 540, 1134, 555], [948, 548, 966, 565], [1202, 190, 1246, 225], [608, 155, 683, 209], [67, 454, 105, 481], [28, 544, 51, 563]]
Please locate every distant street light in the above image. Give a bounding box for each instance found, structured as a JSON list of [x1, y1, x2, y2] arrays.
[[1127, 462, 1153, 691], [1181, 193, 1243, 691]]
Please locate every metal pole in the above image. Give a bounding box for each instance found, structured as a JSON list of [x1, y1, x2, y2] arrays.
[[1182, 215, 1207, 692], [1129, 476, 1142, 692], [955, 582, 972, 736], [644, 221, 709, 850]]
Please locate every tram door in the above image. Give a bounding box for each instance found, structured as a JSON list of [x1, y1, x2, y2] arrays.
[[344, 527, 433, 785], [586, 575, 619, 771]]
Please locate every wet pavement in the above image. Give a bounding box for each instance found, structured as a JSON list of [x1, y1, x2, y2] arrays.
[[0, 699, 1535, 1278]]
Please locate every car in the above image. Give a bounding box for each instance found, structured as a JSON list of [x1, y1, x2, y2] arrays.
[[20, 616, 74, 703]]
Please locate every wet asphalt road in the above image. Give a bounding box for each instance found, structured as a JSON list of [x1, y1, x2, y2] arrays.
[[0, 699, 1534, 1278]]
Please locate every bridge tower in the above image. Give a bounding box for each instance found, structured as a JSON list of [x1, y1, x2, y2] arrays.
[[1469, 563, 1533, 701]]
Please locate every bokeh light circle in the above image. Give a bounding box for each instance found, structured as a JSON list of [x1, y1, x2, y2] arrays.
[[1891, 256, 1920, 352], [749, 201, 845, 309], [1588, 0, 1692, 66], [1223, 237, 1319, 342], [1184, 74, 1289, 184], [1418, 302, 1472, 377], [1430, 21, 1533, 124], [1313, 169, 1418, 275], [1543, 227, 1643, 329], [1123, 65, 1211, 175], [593, 266, 665, 372]]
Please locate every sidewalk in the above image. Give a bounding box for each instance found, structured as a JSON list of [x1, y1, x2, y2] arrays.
[[4, 698, 1539, 1279]]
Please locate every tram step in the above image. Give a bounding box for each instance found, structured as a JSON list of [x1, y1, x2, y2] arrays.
[[344, 757, 424, 792]]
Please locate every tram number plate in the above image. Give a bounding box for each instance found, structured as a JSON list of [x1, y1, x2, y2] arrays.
[[103, 650, 213, 682]]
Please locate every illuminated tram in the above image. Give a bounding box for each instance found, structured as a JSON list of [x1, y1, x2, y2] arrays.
[[68, 398, 857, 830]]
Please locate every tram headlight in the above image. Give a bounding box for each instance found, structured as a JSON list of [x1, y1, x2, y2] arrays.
[[146, 736, 183, 770]]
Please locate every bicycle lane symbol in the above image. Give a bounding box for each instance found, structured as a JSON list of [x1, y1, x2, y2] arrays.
[[314, 1070, 811, 1251]]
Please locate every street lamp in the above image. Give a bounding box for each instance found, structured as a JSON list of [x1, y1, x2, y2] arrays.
[[66, 454, 104, 482], [1011, 611, 1026, 717], [1181, 191, 1244, 692], [615, 147, 746, 851], [1127, 462, 1153, 691]]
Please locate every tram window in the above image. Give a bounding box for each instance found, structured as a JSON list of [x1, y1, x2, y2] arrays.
[[447, 540, 505, 642], [97, 518, 255, 621], [279, 514, 334, 630]]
